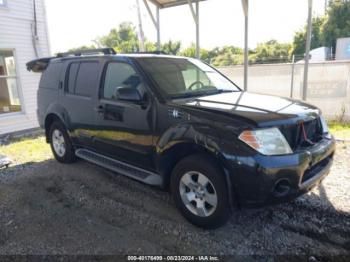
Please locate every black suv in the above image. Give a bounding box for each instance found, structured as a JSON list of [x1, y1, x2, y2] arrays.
[[27, 48, 335, 228]]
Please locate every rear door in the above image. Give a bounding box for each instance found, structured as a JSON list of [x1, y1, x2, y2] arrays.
[[92, 59, 155, 170], [59, 60, 102, 147]]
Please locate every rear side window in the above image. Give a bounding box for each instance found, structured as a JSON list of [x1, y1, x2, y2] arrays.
[[66, 61, 99, 97], [75, 62, 99, 97], [40, 62, 62, 89], [66, 63, 79, 94]]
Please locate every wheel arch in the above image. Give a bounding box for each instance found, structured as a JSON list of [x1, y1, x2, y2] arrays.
[[157, 141, 237, 210], [44, 113, 65, 142]]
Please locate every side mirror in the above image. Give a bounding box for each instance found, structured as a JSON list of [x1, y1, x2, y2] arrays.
[[115, 86, 142, 102]]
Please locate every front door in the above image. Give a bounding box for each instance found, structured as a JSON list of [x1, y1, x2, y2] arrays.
[[93, 61, 155, 170]]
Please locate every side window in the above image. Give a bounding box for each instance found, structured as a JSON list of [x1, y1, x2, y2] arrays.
[[66, 62, 79, 94], [40, 62, 62, 89], [75, 62, 99, 97], [103, 62, 141, 100]]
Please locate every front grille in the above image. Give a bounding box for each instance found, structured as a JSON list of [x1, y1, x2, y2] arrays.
[[280, 118, 323, 150]]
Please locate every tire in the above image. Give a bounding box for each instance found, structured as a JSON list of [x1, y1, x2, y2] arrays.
[[49, 121, 77, 163], [171, 154, 231, 229]]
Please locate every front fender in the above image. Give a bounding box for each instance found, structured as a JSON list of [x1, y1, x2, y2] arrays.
[[156, 123, 221, 155], [156, 123, 253, 205], [155, 122, 240, 209]]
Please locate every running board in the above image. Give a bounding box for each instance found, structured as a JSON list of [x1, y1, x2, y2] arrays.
[[75, 149, 161, 186]]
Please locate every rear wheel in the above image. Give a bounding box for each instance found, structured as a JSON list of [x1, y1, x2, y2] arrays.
[[49, 121, 76, 163], [171, 154, 231, 228]]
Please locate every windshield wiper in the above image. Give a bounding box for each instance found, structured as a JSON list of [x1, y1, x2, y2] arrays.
[[171, 89, 234, 100]]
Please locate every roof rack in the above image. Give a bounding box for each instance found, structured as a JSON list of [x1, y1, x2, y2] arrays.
[[133, 51, 168, 55], [56, 48, 116, 57]]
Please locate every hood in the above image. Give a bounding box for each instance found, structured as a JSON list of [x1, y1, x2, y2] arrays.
[[174, 91, 320, 127]]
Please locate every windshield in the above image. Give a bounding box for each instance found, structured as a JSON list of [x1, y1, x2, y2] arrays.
[[137, 57, 240, 99]]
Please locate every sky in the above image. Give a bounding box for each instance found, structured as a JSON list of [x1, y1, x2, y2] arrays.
[[45, 0, 326, 54]]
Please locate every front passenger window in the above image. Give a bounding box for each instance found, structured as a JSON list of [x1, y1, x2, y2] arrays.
[[103, 62, 142, 100]]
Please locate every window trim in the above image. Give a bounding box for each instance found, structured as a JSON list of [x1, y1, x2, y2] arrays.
[[0, 48, 25, 117]]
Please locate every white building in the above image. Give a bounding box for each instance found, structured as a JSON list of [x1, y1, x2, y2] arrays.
[[0, 0, 50, 135]]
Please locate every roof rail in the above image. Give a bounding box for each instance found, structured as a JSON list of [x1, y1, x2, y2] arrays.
[[56, 48, 116, 57], [133, 51, 169, 55]]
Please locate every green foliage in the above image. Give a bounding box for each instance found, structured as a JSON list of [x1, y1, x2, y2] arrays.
[[291, 17, 326, 56], [179, 43, 210, 62], [0, 136, 51, 165], [328, 120, 350, 140], [250, 40, 292, 64], [322, 0, 350, 52], [291, 1, 350, 56], [180, 44, 196, 57], [209, 46, 243, 66], [94, 22, 139, 53], [161, 40, 181, 55], [144, 41, 157, 52]]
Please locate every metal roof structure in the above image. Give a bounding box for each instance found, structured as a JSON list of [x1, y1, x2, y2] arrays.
[[148, 0, 206, 9], [142, 0, 204, 57], [142, 0, 314, 100]]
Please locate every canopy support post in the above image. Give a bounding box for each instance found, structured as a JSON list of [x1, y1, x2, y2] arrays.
[[156, 6, 160, 50], [143, 0, 161, 51], [187, 0, 200, 59], [242, 0, 249, 91], [303, 0, 313, 101]]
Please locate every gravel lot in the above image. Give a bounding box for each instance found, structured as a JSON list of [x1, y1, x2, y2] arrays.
[[0, 141, 349, 256]]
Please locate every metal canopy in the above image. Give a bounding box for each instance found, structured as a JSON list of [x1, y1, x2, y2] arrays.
[[143, 0, 207, 58], [148, 0, 206, 9], [141, 0, 313, 100]]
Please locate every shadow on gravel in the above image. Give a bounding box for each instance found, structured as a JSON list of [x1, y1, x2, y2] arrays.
[[0, 159, 349, 255], [279, 184, 350, 251]]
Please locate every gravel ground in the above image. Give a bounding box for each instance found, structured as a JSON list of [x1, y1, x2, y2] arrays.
[[0, 142, 349, 256]]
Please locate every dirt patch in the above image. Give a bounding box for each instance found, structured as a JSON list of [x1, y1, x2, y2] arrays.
[[0, 142, 349, 256]]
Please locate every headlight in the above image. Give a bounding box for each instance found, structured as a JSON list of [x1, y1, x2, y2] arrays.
[[239, 127, 293, 155]]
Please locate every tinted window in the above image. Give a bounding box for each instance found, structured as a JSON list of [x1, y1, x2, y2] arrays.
[[103, 62, 141, 100], [137, 57, 239, 98], [74, 62, 99, 97], [40, 62, 62, 89], [66, 63, 79, 94]]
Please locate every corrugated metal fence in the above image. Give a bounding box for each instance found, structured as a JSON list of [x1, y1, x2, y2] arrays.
[[218, 60, 350, 121]]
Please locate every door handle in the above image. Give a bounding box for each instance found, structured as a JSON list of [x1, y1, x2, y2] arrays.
[[95, 105, 105, 113]]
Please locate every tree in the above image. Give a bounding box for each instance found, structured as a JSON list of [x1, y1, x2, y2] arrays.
[[322, 0, 350, 53], [180, 43, 210, 62], [94, 22, 140, 53], [161, 40, 181, 55], [291, 17, 326, 57], [209, 46, 244, 66], [291, 0, 350, 57], [250, 40, 292, 63]]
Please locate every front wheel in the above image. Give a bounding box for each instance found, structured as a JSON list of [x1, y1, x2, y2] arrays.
[[49, 121, 76, 163], [171, 154, 231, 229]]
